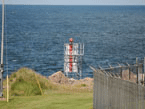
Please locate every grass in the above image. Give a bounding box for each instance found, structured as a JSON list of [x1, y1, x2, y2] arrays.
[[1, 67, 93, 109], [0, 92, 93, 109], [3, 68, 58, 96]]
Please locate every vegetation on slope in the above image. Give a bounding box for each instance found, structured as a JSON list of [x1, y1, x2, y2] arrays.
[[3, 68, 57, 96], [3, 67, 93, 97], [1, 67, 93, 109]]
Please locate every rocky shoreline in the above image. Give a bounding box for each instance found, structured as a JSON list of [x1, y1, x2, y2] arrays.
[[48, 71, 93, 90]]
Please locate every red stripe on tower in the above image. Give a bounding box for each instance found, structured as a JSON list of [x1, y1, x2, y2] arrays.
[[69, 38, 73, 72]]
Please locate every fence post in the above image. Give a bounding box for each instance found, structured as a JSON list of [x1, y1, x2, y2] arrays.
[[136, 57, 138, 84], [144, 57, 145, 86], [126, 63, 131, 80], [129, 66, 131, 80], [120, 66, 122, 79], [138, 64, 143, 85]]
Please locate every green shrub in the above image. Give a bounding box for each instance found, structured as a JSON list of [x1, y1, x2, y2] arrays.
[[11, 80, 41, 96], [81, 84, 87, 87]]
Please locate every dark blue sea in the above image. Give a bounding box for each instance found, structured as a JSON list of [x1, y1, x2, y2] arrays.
[[0, 5, 145, 78]]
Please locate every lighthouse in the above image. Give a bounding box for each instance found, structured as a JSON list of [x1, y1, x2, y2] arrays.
[[64, 38, 84, 79], [69, 38, 73, 72]]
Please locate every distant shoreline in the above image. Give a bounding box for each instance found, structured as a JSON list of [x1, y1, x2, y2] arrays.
[[1, 4, 145, 6]]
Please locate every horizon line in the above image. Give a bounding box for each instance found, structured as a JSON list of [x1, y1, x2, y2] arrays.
[[0, 4, 145, 6]]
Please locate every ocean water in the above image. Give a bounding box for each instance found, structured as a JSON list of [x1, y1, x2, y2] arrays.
[[0, 5, 145, 78]]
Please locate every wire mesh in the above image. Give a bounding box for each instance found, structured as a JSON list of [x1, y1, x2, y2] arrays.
[[93, 65, 145, 109]]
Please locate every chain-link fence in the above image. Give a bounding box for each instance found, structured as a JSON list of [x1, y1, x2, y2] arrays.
[[93, 62, 145, 109]]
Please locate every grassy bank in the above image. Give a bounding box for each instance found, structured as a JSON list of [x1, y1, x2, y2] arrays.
[[1, 68, 93, 109], [3, 68, 58, 96]]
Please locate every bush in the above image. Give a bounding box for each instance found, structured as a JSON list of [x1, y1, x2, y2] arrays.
[[81, 84, 87, 87]]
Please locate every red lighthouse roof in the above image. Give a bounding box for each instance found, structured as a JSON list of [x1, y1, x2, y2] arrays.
[[69, 38, 73, 43]]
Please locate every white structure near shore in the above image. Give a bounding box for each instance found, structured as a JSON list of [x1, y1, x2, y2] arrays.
[[64, 38, 84, 79]]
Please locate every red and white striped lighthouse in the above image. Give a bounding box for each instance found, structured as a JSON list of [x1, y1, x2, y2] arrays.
[[69, 38, 73, 72], [64, 38, 84, 79]]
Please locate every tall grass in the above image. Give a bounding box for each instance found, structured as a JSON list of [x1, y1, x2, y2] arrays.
[[3, 68, 57, 96]]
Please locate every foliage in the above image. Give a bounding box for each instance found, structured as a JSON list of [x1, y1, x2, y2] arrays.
[[1, 67, 93, 108], [3, 67, 57, 96]]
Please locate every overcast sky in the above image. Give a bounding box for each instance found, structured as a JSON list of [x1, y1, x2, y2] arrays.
[[1, 0, 145, 5]]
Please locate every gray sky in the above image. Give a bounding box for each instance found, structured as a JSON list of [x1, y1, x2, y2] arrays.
[[1, 0, 145, 5]]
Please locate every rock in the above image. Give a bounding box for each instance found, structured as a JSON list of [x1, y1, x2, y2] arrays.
[[83, 77, 93, 81], [48, 71, 69, 84], [48, 71, 94, 91], [0, 97, 6, 101], [121, 70, 144, 83], [68, 78, 76, 84]]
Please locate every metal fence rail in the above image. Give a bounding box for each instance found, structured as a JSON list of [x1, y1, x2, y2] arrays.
[[93, 69, 145, 109]]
